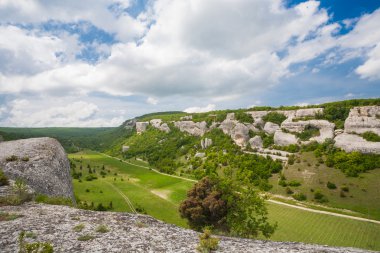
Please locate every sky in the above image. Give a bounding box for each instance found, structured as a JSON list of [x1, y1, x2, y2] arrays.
[[0, 0, 379, 127]]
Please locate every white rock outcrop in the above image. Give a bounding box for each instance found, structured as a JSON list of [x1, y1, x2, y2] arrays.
[[201, 138, 213, 149], [136, 122, 149, 134], [344, 106, 380, 135], [249, 136, 263, 149], [174, 121, 208, 136], [226, 113, 235, 120], [230, 123, 250, 147], [219, 119, 238, 135], [274, 130, 298, 146], [334, 133, 380, 154], [263, 122, 280, 134], [150, 119, 171, 133], [281, 119, 335, 144], [122, 146, 130, 152]]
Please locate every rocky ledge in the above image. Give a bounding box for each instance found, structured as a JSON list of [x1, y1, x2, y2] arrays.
[[0, 203, 371, 253]]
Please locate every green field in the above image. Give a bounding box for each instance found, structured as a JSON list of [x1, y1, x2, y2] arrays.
[[269, 152, 380, 220], [69, 151, 194, 227], [70, 151, 380, 251]]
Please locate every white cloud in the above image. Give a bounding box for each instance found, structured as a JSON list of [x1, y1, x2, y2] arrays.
[[184, 104, 216, 113], [146, 97, 158, 105], [0, 1, 379, 126], [4, 100, 123, 127], [0, 0, 339, 100]]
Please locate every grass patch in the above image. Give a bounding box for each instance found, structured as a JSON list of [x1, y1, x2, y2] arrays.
[[95, 225, 109, 233], [77, 234, 95, 241], [73, 224, 85, 232], [262, 112, 287, 125], [0, 212, 22, 221], [361, 131, 380, 142]]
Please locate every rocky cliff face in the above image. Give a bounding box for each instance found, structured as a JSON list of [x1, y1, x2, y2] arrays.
[[0, 137, 74, 201], [0, 203, 371, 253], [133, 106, 380, 155]]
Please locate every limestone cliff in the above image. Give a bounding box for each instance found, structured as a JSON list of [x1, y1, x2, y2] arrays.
[[0, 137, 74, 201]]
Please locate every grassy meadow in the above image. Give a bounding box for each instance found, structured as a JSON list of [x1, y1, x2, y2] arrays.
[[69, 151, 194, 227], [69, 150, 380, 251], [269, 152, 380, 220]]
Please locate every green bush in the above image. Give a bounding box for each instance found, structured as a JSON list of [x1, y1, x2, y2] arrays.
[[292, 192, 307, 201], [327, 181, 337, 189], [296, 125, 320, 141], [262, 112, 287, 125], [288, 180, 301, 187], [235, 112, 254, 123], [314, 191, 328, 203], [19, 231, 53, 253], [341, 186, 349, 192], [73, 224, 85, 232], [361, 131, 380, 142], [197, 228, 219, 253]]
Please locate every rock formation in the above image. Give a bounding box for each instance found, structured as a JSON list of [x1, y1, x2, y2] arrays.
[[249, 136, 263, 149], [150, 119, 171, 133], [0, 137, 74, 201], [0, 203, 371, 253], [201, 138, 212, 149], [335, 133, 380, 154], [230, 123, 250, 147], [274, 130, 298, 146], [263, 122, 280, 134], [122, 146, 130, 152], [344, 106, 380, 135], [174, 121, 208, 136], [136, 122, 149, 134], [123, 119, 136, 130]]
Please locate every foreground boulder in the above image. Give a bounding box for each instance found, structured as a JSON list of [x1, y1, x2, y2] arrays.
[[0, 137, 74, 201], [0, 203, 371, 253]]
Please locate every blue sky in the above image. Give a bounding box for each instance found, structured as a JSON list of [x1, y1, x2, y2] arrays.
[[0, 0, 379, 127]]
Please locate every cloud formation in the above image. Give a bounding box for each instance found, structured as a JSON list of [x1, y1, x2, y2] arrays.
[[0, 0, 379, 126]]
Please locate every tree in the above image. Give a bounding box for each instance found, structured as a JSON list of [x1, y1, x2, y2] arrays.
[[179, 177, 277, 238], [179, 177, 227, 231]]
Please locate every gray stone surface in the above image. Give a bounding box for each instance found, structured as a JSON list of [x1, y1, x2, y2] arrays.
[[150, 119, 171, 133], [263, 122, 280, 134], [249, 136, 263, 149], [0, 203, 371, 253], [0, 137, 74, 201], [122, 146, 130, 152], [344, 106, 380, 135], [334, 133, 380, 154], [231, 123, 250, 147], [174, 121, 208, 136], [136, 122, 149, 133], [274, 130, 298, 146]]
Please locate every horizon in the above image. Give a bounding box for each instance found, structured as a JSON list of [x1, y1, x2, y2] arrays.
[[0, 0, 380, 127]]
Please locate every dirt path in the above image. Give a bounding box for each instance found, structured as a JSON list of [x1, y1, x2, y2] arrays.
[[268, 199, 380, 225], [100, 153, 380, 225], [105, 181, 137, 214]]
